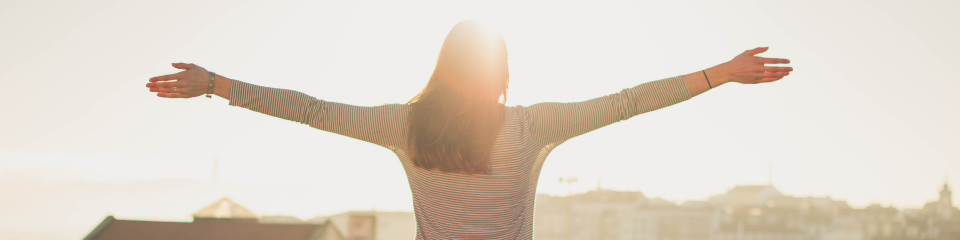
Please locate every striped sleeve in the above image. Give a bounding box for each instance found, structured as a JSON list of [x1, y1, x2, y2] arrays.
[[228, 80, 406, 150], [527, 75, 692, 145]]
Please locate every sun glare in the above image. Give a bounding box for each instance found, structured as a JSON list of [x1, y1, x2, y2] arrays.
[[1, 0, 959, 239]]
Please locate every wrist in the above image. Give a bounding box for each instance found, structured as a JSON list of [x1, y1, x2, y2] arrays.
[[213, 74, 232, 99], [704, 64, 731, 86]]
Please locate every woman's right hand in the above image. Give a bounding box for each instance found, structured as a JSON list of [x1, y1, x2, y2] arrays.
[[712, 47, 793, 85]]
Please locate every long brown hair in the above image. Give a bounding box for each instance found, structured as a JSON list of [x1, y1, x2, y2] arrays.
[[407, 20, 509, 174]]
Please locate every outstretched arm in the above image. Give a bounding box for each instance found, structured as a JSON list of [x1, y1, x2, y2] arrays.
[[146, 63, 405, 150], [528, 47, 793, 145]]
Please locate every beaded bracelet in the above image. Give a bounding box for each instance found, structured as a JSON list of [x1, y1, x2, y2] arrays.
[[206, 72, 216, 98]]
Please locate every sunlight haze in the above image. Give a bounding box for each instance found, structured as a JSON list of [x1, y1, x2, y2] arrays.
[[1, 0, 958, 239]]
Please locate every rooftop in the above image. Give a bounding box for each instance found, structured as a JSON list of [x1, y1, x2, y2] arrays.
[[192, 198, 258, 220]]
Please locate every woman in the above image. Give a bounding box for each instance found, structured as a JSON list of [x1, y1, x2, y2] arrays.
[[146, 20, 792, 239]]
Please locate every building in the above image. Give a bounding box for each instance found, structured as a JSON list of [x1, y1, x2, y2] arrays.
[[83, 198, 343, 240], [310, 211, 417, 240], [887, 181, 960, 240], [839, 180, 960, 240], [938, 182, 956, 220], [633, 200, 712, 240], [710, 185, 855, 240], [534, 185, 865, 240], [534, 189, 713, 240]]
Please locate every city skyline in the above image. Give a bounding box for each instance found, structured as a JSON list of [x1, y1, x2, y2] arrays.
[[2, 167, 954, 239], [77, 180, 959, 240]]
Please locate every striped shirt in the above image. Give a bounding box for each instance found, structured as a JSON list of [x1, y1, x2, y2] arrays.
[[228, 76, 692, 239]]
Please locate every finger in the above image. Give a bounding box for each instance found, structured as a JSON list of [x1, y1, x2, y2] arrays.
[[764, 72, 790, 79], [172, 63, 199, 70], [150, 87, 185, 93], [759, 57, 790, 64], [146, 81, 186, 88], [743, 47, 769, 56], [149, 72, 186, 82], [764, 66, 793, 72], [157, 92, 190, 98], [149, 87, 180, 93], [759, 76, 786, 83]]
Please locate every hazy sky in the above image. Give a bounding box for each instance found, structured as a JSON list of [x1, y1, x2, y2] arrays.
[[1, 0, 959, 238]]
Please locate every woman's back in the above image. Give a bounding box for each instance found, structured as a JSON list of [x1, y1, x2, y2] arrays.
[[400, 105, 542, 239], [225, 75, 692, 239]]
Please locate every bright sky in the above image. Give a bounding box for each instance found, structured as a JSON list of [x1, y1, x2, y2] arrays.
[[1, 0, 959, 239]]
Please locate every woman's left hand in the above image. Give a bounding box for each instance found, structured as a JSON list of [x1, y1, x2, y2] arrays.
[[146, 63, 212, 98], [715, 47, 793, 85]]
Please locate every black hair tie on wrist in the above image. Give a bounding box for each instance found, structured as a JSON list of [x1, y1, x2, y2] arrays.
[[702, 70, 712, 89]]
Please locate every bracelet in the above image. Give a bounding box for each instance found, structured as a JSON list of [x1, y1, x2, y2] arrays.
[[206, 72, 216, 98], [702, 70, 712, 89]]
